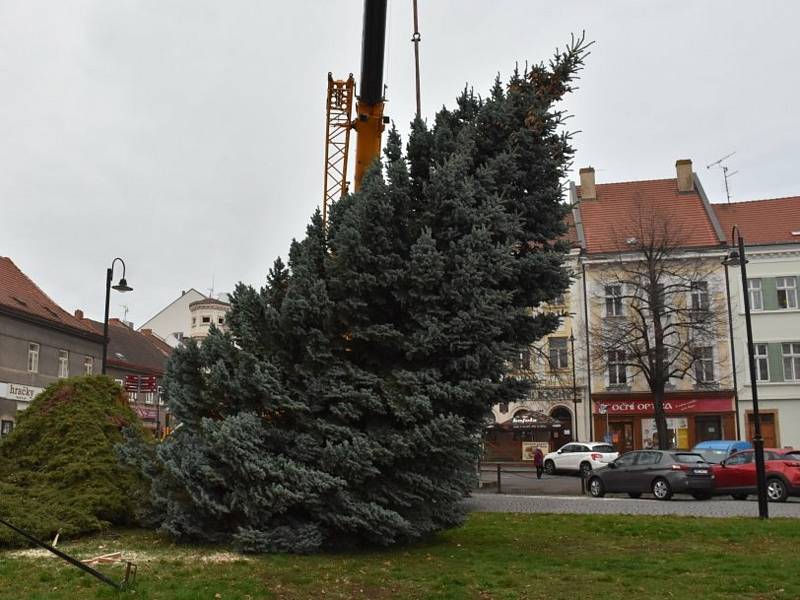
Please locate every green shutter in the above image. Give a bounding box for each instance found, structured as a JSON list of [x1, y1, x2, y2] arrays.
[[761, 278, 778, 310], [768, 342, 784, 382]]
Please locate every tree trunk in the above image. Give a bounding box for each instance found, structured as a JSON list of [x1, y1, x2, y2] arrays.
[[653, 384, 670, 450]]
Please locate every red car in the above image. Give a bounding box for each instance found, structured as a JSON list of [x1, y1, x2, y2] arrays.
[[711, 448, 800, 502]]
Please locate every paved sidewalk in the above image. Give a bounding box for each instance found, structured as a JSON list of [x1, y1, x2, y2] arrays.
[[478, 467, 584, 495], [467, 492, 800, 518]]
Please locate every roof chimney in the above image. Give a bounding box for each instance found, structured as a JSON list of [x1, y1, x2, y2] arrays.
[[579, 167, 596, 200], [74, 309, 84, 320], [676, 159, 694, 192]]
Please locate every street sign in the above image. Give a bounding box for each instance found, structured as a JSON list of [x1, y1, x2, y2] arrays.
[[123, 375, 158, 393], [123, 375, 139, 392], [138, 376, 158, 393]]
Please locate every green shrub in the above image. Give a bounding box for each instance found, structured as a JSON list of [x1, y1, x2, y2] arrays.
[[0, 375, 149, 546]]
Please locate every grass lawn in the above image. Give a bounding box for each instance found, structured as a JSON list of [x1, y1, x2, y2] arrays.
[[1, 512, 799, 599]]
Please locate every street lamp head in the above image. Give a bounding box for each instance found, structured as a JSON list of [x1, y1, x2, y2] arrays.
[[112, 278, 133, 292], [722, 249, 748, 267]]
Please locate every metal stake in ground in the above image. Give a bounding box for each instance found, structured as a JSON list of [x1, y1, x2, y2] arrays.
[[0, 517, 126, 590]]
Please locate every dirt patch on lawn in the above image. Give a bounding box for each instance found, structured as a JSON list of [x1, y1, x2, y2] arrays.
[[6, 547, 250, 564]]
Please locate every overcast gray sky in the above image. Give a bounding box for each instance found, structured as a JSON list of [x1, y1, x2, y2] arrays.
[[2, 1, 798, 327]]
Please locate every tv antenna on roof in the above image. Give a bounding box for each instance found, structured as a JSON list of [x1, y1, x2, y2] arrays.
[[706, 151, 738, 203]]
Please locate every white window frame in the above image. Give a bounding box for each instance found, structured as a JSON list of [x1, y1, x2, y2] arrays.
[[58, 350, 69, 378], [783, 342, 800, 382], [754, 343, 769, 382], [548, 338, 568, 370], [607, 350, 627, 385], [690, 281, 710, 311], [694, 346, 715, 383], [748, 279, 763, 311], [84, 356, 94, 375], [28, 342, 40, 373], [776, 276, 798, 309], [605, 285, 623, 317]]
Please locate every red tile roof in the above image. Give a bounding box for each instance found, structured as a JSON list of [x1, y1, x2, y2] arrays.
[[139, 329, 174, 356], [576, 178, 724, 254], [85, 318, 171, 374], [189, 296, 230, 308], [561, 209, 580, 248], [0, 257, 100, 336], [712, 196, 800, 246]]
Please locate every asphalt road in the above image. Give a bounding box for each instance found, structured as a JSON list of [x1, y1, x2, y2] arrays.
[[467, 491, 800, 518]]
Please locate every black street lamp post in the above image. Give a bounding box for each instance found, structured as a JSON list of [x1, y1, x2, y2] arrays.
[[722, 263, 742, 439], [569, 333, 578, 442], [101, 258, 133, 375], [723, 228, 768, 519]]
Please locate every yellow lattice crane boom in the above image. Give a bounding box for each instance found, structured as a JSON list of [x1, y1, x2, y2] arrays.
[[322, 74, 355, 226], [322, 0, 388, 226]]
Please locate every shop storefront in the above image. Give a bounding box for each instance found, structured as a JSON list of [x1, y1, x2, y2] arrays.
[[592, 391, 736, 452], [0, 382, 44, 437], [483, 410, 567, 461]]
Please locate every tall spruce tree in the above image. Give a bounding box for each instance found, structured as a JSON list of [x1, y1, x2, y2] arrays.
[[126, 35, 590, 553]]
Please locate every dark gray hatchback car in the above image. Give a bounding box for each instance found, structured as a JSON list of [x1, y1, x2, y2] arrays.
[[587, 450, 714, 500]]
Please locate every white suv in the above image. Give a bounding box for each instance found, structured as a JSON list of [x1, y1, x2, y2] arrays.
[[544, 442, 619, 476]]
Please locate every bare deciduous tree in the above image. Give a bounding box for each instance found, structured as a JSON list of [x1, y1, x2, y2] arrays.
[[589, 208, 727, 450]]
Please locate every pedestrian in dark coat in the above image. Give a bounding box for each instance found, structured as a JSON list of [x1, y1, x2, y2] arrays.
[[533, 447, 544, 479]]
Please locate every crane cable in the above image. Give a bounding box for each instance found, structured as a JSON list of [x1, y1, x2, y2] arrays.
[[412, 0, 421, 119]]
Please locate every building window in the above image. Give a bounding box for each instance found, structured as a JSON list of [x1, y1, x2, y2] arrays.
[[776, 276, 798, 309], [83, 356, 93, 375], [690, 281, 709, 311], [605, 285, 623, 317], [1, 420, 13, 436], [27, 342, 40, 373], [58, 350, 69, 378], [549, 338, 568, 370], [218, 317, 225, 325], [748, 279, 763, 311], [783, 343, 800, 381], [202, 316, 211, 324], [515, 349, 532, 371], [192, 317, 197, 326], [607, 350, 627, 385], [694, 346, 715, 383], [157, 386, 165, 406], [499, 402, 509, 414], [144, 392, 154, 405], [754, 344, 769, 381]]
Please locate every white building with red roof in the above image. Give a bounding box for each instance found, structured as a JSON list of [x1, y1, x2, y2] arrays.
[[568, 160, 740, 453], [713, 196, 800, 448]]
